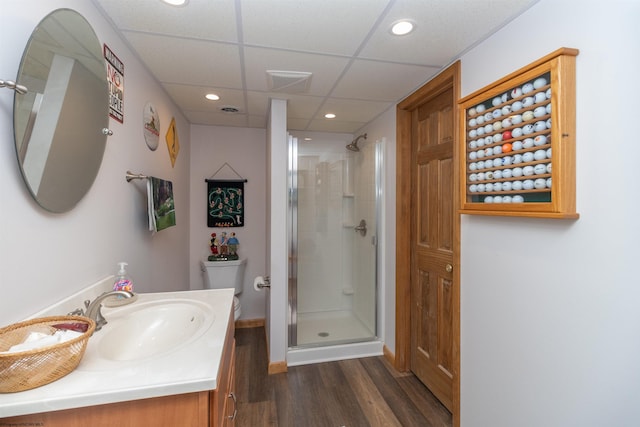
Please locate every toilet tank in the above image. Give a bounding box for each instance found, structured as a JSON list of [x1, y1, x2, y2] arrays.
[[201, 258, 246, 295]]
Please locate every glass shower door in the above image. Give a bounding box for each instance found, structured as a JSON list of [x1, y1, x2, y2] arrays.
[[288, 134, 378, 348]]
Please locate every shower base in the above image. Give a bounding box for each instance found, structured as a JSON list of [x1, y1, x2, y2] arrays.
[[288, 310, 383, 366]]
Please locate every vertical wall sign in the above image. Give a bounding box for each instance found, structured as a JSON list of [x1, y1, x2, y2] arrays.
[[165, 117, 180, 167], [104, 44, 124, 123]]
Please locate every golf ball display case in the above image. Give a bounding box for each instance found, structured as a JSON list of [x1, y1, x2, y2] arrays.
[[459, 48, 579, 219]]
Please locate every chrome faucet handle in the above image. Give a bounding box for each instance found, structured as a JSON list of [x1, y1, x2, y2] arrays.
[[85, 290, 136, 331], [68, 307, 85, 316]]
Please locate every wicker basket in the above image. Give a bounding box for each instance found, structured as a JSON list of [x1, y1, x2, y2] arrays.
[[0, 315, 95, 393]]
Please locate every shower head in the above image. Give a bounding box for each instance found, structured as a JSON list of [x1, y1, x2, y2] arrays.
[[346, 133, 367, 152]]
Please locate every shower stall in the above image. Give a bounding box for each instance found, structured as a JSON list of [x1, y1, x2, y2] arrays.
[[287, 133, 383, 365]]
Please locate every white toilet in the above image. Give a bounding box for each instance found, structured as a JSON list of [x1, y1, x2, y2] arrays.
[[201, 258, 246, 321]]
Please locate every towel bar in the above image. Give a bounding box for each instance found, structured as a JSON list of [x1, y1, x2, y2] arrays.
[[125, 171, 148, 182]]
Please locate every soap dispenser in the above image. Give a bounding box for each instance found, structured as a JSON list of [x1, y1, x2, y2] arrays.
[[113, 262, 133, 293]]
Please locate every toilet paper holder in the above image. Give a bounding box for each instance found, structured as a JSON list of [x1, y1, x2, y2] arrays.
[[254, 275, 271, 290], [257, 276, 271, 289]]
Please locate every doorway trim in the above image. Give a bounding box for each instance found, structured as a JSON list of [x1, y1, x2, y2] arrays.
[[395, 61, 461, 426]]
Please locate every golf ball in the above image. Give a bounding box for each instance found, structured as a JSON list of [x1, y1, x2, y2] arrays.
[[534, 135, 547, 146], [522, 111, 535, 121], [533, 149, 547, 161], [522, 83, 534, 94], [522, 152, 534, 162], [533, 77, 548, 89], [512, 180, 523, 190], [522, 179, 535, 190], [512, 195, 525, 203], [534, 163, 547, 174]]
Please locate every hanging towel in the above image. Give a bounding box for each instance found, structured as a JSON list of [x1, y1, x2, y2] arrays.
[[147, 177, 176, 232]]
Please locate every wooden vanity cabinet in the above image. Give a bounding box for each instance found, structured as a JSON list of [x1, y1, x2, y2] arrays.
[[0, 309, 237, 427], [211, 309, 237, 427]]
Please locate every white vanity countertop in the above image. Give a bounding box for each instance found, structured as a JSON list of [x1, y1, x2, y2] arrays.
[[0, 286, 234, 418]]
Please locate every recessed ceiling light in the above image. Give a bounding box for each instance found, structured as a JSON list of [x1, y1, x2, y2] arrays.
[[324, 113, 336, 119], [304, 137, 312, 141], [205, 93, 220, 101], [161, 0, 188, 6], [391, 20, 415, 36]]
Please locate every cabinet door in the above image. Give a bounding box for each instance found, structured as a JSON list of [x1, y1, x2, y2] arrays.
[[223, 356, 237, 426]]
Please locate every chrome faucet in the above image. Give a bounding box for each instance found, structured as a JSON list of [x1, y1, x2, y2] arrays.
[[85, 290, 137, 331]]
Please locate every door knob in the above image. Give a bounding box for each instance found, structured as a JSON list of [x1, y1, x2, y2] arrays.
[[445, 263, 453, 273]]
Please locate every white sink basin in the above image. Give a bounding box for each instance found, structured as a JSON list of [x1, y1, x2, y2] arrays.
[[79, 299, 215, 369]]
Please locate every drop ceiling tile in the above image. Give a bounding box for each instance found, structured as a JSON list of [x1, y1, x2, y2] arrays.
[[163, 83, 245, 112], [287, 118, 312, 131], [305, 119, 366, 133], [240, 0, 389, 55], [124, 32, 243, 87], [184, 110, 249, 127], [247, 115, 268, 129], [95, 0, 238, 42], [332, 59, 439, 102], [243, 47, 350, 95], [360, 0, 538, 64], [320, 98, 393, 123]]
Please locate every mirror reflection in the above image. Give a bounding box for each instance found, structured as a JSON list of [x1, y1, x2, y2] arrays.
[[14, 8, 109, 213]]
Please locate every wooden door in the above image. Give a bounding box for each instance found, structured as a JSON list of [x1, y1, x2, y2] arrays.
[[409, 86, 456, 411], [396, 61, 460, 424]]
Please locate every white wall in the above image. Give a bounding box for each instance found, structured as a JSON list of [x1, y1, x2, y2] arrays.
[[188, 125, 267, 320], [458, 0, 640, 425], [0, 0, 191, 325], [267, 99, 288, 364]]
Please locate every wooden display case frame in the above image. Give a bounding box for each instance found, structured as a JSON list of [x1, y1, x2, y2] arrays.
[[458, 47, 579, 219]]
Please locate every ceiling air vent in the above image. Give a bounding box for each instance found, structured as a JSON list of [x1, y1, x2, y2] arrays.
[[266, 70, 312, 94], [220, 106, 240, 113]]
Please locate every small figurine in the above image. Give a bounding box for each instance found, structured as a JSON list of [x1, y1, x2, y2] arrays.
[[219, 232, 228, 255], [227, 232, 239, 256], [209, 233, 219, 255]]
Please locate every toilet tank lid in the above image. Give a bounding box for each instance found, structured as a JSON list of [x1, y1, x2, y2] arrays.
[[202, 258, 246, 267]]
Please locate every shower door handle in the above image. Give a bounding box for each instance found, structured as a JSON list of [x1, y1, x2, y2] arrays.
[[354, 219, 367, 237]]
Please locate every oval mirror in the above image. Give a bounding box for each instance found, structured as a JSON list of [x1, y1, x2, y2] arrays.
[[14, 8, 109, 213]]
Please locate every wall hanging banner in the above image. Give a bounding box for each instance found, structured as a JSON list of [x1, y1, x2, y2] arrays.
[[207, 180, 244, 227], [104, 44, 124, 123]]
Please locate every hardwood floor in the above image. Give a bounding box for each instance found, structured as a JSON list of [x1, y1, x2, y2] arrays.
[[235, 327, 452, 427]]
